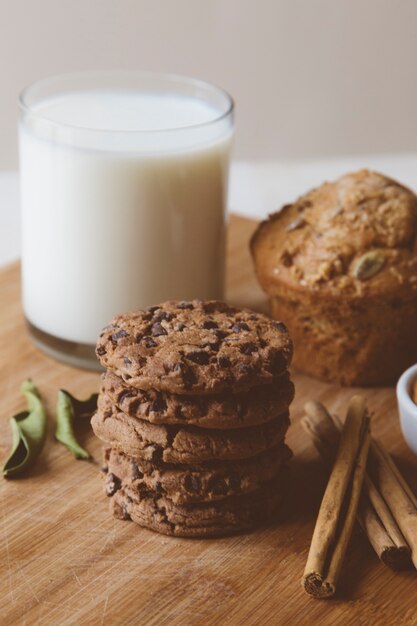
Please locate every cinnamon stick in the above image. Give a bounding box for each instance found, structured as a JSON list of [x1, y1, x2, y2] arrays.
[[302, 396, 370, 598], [369, 441, 417, 570], [372, 440, 417, 508], [335, 407, 417, 569], [359, 502, 409, 570], [303, 401, 410, 570]]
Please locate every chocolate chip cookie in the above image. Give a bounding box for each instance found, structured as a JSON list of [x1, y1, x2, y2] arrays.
[[102, 443, 292, 504], [96, 300, 293, 395], [91, 394, 290, 464], [110, 474, 287, 537], [101, 370, 294, 430]]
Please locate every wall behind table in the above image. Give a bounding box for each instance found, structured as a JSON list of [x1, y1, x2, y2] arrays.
[[0, 0, 416, 169]]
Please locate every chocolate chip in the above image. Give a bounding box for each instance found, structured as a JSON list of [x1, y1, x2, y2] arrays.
[[120, 504, 131, 520], [177, 301, 194, 309], [176, 323, 186, 331], [174, 405, 183, 419], [272, 321, 288, 333], [184, 369, 197, 388], [186, 351, 210, 365], [102, 323, 118, 331], [197, 398, 208, 417], [111, 329, 129, 342], [240, 342, 257, 355], [152, 322, 167, 337], [118, 390, 135, 404], [143, 335, 158, 347], [205, 337, 221, 352], [214, 329, 228, 340], [218, 356, 231, 368], [273, 352, 288, 370], [151, 447, 163, 464], [96, 345, 106, 356], [131, 463, 144, 480], [146, 305, 160, 313], [228, 475, 241, 491], [124, 356, 132, 365], [210, 477, 229, 496], [105, 473, 121, 497], [101, 465, 108, 474], [231, 322, 250, 333], [202, 320, 218, 329], [154, 311, 173, 322], [150, 396, 167, 413], [202, 301, 224, 314], [238, 363, 253, 375], [173, 363, 196, 388], [184, 474, 201, 493]]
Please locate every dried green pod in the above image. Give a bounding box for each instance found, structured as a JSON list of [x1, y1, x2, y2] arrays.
[[353, 251, 386, 280], [55, 390, 98, 459], [3, 379, 47, 478]]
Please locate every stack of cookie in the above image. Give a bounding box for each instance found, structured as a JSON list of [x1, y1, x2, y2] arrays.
[[92, 300, 294, 537]]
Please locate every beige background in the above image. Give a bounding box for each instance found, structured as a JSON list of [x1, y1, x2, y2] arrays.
[[0, 0, 416, 169]]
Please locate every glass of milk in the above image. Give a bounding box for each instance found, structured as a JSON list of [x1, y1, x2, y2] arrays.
[[19, 71, 234, 369]]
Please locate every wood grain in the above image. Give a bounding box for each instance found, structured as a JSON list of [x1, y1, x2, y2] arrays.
[[0, 216, 416, 626]]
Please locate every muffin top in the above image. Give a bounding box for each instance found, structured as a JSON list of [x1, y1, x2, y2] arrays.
[[251, 170, 417, 298]]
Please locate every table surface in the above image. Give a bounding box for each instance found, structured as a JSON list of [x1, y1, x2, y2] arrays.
[[2, 151, 417, 266], [1, 216, 416, 626]]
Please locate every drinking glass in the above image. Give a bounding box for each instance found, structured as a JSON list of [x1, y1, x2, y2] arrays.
[[19, 71, 234, 369]]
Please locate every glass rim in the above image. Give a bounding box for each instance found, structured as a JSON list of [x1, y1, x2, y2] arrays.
[[18, 70, 234, 135]]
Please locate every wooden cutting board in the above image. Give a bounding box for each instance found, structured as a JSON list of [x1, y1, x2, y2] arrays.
[[0, 216, 416, 626]]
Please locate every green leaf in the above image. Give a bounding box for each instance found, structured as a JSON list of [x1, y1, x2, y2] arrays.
[[55, 390, 98, 460], [3, 380, 47, 479]]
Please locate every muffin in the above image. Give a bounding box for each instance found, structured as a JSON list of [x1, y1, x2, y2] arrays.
[[250, 169, 417, 386]]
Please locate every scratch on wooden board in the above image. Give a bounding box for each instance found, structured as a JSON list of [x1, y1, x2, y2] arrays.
[[36, 600, 80, 624], [40, 592, 99, 621], [17, 565, 40, 604], [99, 523, 118, 554], [100, 595, 109, 626], [71, 569, 83, 588], [1, 495, 16, 604], [14, 491, 71, 525]]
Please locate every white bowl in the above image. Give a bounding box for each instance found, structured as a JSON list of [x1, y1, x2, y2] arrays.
[[397, 364, 417, 455]]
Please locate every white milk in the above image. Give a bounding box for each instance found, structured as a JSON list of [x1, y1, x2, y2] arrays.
[[19, 90, 233, 345]]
